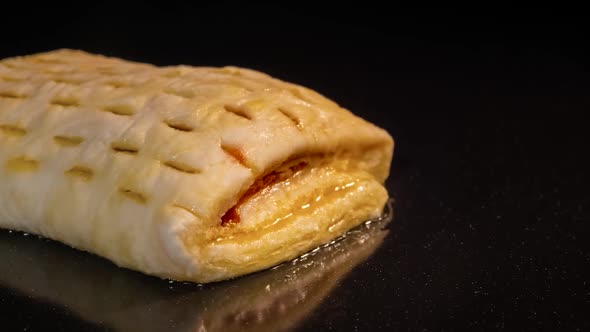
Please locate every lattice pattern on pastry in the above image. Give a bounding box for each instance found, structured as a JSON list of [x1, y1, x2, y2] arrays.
[[164, 120, 193, 132], [0, 124, 26, 136], [0, 91, 27, 99], [50, 97, 80, 107], [110, 142, 139, 154], [221, 144, 250, 169], [223, 104, 251, 120], [119, 188, 148, 204], [0, 50, 325, 215], [64, 165, 94, 181], [277, 108, 302, 130], [4, 156, 39, 172], [101, 104, 136, 116], [53, 135, 84, 147], [0, 77, 23, 83], [163, 160, 200, 174]]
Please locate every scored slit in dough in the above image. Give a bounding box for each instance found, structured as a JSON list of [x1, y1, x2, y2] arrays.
[[0, 49, 394, 282]]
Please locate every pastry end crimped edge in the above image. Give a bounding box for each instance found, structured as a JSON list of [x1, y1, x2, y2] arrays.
[[165, 140, 394, 283]]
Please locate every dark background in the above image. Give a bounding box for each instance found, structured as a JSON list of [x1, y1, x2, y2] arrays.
[[0, 4, 588, 331]]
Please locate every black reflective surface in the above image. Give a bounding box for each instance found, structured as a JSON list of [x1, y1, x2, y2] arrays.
[[0, 204, 392, 332], [0, 5, 588, 331]]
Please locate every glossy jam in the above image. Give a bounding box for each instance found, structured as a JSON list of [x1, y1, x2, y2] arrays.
[[214, 179, 358, 244], [221, 161, 307, 226]]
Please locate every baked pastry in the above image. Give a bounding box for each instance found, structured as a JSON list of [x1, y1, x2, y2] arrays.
[[0, 49, 393, 282]]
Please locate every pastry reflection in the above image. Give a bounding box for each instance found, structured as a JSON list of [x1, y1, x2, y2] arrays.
[[0, 202, 392, 332]]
